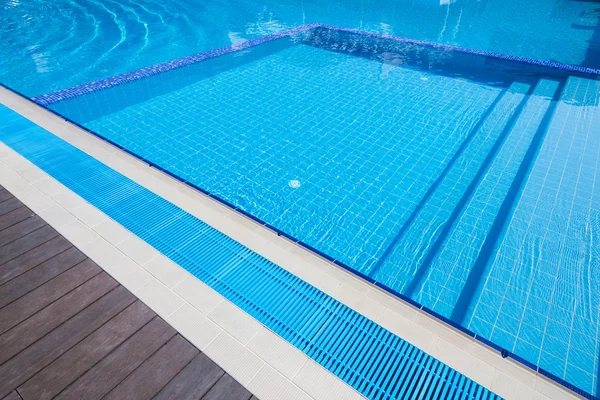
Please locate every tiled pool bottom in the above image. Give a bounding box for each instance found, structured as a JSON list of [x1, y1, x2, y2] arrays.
[[84, 43, 505, 274], [29, 26, 600, 397]]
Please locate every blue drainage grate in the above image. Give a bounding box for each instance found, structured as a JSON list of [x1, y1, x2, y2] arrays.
[[0, 104, 501, 400]]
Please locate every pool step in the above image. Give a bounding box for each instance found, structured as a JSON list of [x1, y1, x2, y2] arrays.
[[461, 76, 600, 394], [406, 77, 562, 319], [448, 78, 563, 323], [369, 80, 533, 299]]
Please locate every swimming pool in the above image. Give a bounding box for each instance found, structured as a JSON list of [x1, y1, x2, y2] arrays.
[[1, 0, 599, 97], [2, 0, 600, 398], [24, 24, 600, 398]]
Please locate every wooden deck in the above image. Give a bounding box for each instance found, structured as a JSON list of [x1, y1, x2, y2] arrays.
[[0, 185, 256, 400]]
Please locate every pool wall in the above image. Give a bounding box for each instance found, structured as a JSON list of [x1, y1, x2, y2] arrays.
[[32, 24, 600, 110]]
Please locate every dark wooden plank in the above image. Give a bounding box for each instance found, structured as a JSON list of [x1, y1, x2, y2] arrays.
[[154, 353, 225, 400], [0, 236, 72, 286], [1, 391, 21, 400], [202, 375, 252, 400], [0, 271, 115, 365], [0, 285, 136, 398], [18, 301, 155, 400], [104, 335, 199, 400], [0, 225, 58, 266], [56, 317, 177, 400], [0, 247, 86, 309], [0, 260, 103, 337], [0, 198, 21, 217], [0, 190, 11, 203], [0, 207, 32, 232], [0, 189, 254, 400], [0, 216, 46, 247]]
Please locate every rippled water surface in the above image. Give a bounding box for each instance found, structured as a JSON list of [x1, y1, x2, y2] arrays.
[[1, 0, 599, 96]]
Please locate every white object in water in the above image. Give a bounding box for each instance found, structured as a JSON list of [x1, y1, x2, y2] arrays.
[[288, 180, 301, 189]]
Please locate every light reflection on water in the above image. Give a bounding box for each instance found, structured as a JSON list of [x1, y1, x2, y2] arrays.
[[0, 0, 599, 96]]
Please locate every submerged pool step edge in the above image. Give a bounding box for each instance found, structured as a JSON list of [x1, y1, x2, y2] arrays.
[[396, 80, 536, 298], [1, 73, 596, 400], [367, 83, 524, 281], [450, 78, 565, 324], [0, 97, 506, 400]]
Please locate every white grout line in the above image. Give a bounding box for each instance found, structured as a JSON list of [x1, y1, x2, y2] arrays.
[[0, 88, 585, 400]]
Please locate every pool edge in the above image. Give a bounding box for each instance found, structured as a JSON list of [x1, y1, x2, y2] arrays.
[[31, 24, 600, 107]]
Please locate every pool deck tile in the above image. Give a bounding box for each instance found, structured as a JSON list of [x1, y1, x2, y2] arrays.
[[208, 301, 263, 346], [173, 276, 224, 314], [247, 327, 309, 380], [248, 365, 312, 400]]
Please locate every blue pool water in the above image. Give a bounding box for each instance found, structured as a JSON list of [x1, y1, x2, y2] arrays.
[[1, 0, 600, 97], [37, 27, 600, 397]]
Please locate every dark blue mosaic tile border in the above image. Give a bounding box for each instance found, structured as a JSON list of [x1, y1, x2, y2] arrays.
[[5, 83, 598, 400], [321, 25, 600, 78], [32, 23, 320, 106], [33, 23, 600, 107], [12, 25, 600, 400]]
